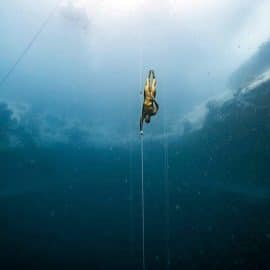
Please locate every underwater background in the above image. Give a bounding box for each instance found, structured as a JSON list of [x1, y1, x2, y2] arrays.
[[1, 1, 270, 269]]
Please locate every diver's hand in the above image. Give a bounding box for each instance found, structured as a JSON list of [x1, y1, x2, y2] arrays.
[[140, 130, 144, 136]]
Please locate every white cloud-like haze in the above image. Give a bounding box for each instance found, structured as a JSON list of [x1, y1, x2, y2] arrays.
[[0, 0, 270, 144]]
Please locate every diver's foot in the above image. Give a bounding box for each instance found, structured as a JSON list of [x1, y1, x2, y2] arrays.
[[149, 70, 155, 79]]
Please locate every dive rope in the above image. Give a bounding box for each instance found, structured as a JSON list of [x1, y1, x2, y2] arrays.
[[140, 134, 145, 270]]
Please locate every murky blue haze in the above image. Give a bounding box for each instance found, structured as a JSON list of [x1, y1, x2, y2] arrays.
[[1, 1, 270, 269]]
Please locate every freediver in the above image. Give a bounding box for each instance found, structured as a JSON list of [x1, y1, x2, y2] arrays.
[[140, 70, 159, 135]]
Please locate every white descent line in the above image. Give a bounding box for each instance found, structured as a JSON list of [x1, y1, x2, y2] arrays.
[[141, 135, 145, 270], [162, 76, 171, 270], [164, 135, 171, 269], [138, 21, 145, 270]]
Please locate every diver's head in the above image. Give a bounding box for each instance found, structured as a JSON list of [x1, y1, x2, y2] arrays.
[[145, 115, 151, 124]]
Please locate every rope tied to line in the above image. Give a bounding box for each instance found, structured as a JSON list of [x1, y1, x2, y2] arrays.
[[0, 1, 60, 89]]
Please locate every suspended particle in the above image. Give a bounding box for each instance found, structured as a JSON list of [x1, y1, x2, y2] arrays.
[[50, 210, 56, 217]]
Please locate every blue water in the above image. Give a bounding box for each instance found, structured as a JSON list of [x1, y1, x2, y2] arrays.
[[1, 1, 270, 269]]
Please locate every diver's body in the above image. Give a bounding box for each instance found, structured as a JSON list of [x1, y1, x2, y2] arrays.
[[140, 70, 159, 135]]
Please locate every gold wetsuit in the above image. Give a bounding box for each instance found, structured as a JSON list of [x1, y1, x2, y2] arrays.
[[144, 77, 157, 108], [140, 75, 159, 132]]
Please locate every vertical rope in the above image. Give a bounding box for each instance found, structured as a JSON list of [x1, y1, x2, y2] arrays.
[[140, 135, 145, 270], [164, 137, 170, 269], [163, 78, 171, 270], [128, 74, 134, 264], [162, 4, 175, 267], [138, 20, 145, 270]]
